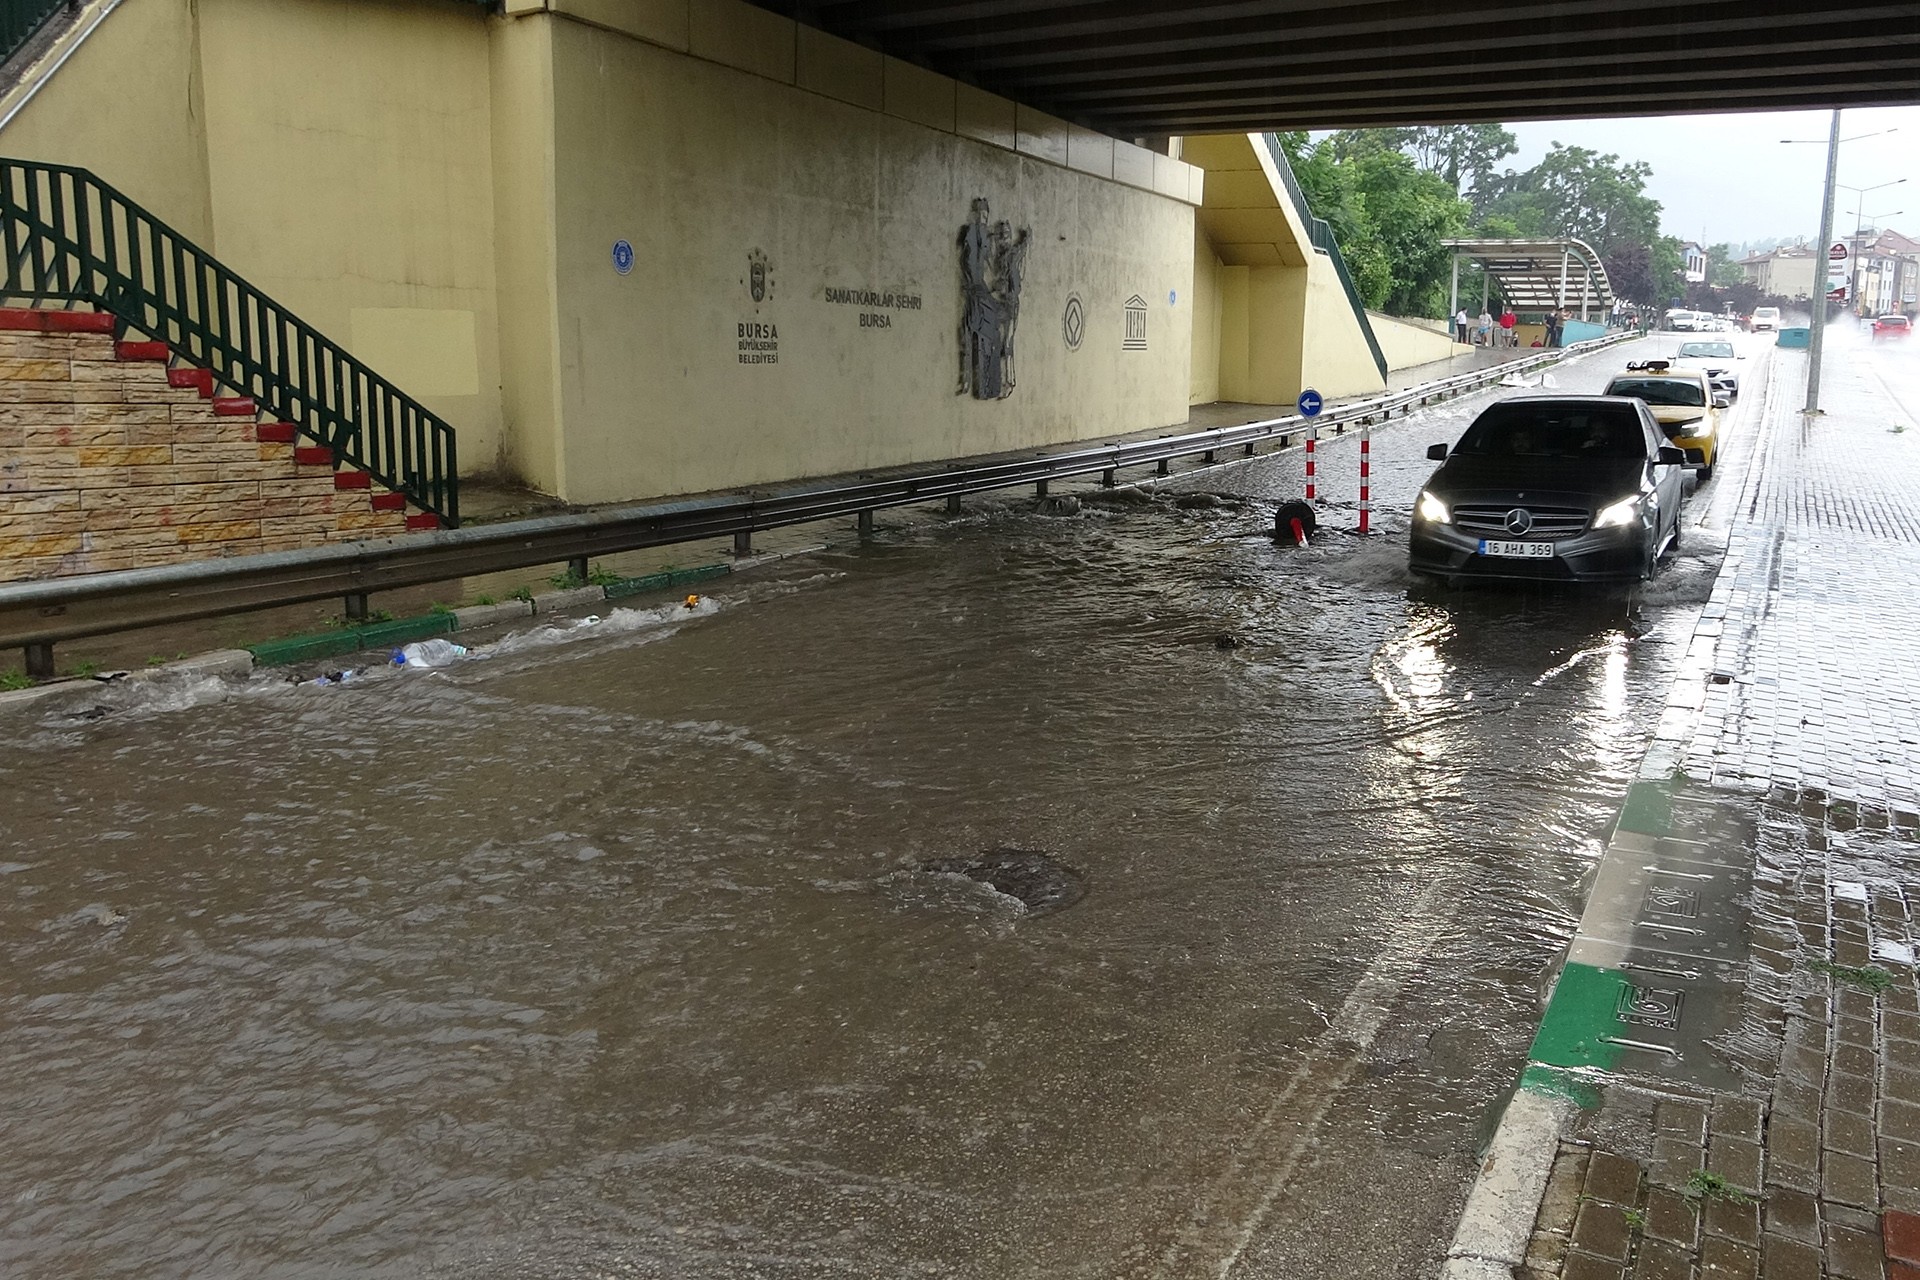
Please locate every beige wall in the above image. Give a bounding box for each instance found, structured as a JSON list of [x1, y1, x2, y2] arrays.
[[1189, 231, 1223, 405], [544, 15, 1195, 503], [195, 0, 506, 474], [1369, 312, 1464, 371], [0, 0, 215, 244]]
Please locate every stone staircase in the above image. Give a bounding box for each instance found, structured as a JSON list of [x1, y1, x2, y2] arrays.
[[0, 307, 440, 584]]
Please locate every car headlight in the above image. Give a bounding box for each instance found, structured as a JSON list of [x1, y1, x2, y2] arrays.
[[1416, 491, 1450, 524], [1594, 496, 1641, 528]]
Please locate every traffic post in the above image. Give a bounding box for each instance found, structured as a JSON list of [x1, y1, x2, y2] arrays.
[[1298, 388, 1323, 501], [1359, 424, 1372, 535]]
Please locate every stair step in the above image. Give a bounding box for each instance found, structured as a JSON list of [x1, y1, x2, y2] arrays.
[[334, 470, 371, 491], [0, 307, 115, 334], [211, 397, 255, 417], [405, 513, 442, 531], [293, 446, 333, 466], [256, 423, 296, 444], [368, 492, 406, 512], [167, 367, 214, 396], [115, 340, 169, 362]]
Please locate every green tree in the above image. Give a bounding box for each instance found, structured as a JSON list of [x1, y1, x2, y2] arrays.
[[1476, 144, 1680, 303], [1350, 150, 1469, 315]]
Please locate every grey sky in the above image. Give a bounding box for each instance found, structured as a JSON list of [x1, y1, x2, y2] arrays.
[[1501, 106, 1920, 251]]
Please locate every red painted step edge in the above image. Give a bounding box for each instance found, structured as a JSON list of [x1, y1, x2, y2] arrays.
[[334, 471, 372, 491], [293, 446, 333, 466], [368, 492, 406, 512], [115, 340, 169, 362], [211, 397, 255, 417], [167, 367, 214, 396], [1887, 1210, 1920, 1265], [405, 513, 442, 531], [0, 307, 115, 333], [255, 423, 296, 444]]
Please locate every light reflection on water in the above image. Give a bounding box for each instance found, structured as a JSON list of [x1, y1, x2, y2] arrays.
[[0, 447, 1722, 1277]]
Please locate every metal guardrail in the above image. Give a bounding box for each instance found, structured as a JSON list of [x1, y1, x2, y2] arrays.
[[0, 157, 459, 523], [1260, 133, 1390, 386], [0, 0, 68, 66], [0, 334, 1634, 660]]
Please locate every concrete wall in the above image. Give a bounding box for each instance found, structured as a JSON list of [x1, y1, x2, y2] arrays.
[[1369, 311, 1464, 370], [0, 0, 215, 244], [543, 14, 1197, 502], [195, 0, 506, 475]]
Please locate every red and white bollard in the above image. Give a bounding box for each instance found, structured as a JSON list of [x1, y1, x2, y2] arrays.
[[1358, 423, 1372, 535], [1304, 427, 1317, 501]]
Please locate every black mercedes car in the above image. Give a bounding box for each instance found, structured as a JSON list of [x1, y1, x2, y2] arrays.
[[1408, 396, 1688, 583]]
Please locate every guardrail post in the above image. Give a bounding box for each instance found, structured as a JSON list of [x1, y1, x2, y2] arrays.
[[1203, 449, 1216, 464], [733, 531, 752, 557], [1243, 442, 1256, 456], [344, 592, 370, 621], [1156, 458, 1169, 476], [858, 509, 874, 536], [946, 494, 962, 514], [1101, 468, 1116, 487], [24, 642, 53, 681], [1035, 480, 1048, 498], [567, 556, 589, 584]]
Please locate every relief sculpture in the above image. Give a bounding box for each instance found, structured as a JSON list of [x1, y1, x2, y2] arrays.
[[957, 198, 1030, 400]]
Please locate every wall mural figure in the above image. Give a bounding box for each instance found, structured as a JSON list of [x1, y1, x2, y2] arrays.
[[957, 198, 1031, 400]]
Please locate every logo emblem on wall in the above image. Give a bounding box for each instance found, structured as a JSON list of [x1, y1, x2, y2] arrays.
[[612, 239, 634, 276], [1062, 293, 1085, 352], [957, 198, 1031, 401], [744, 249, 774, 307], [1122, 294, 1148, 350]]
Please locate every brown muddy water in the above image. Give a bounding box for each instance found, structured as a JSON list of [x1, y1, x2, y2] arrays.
[[1, 336, 1741, 1278]]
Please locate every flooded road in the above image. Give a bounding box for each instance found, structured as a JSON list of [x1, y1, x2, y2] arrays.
[[2, 336, 1747, 1278]]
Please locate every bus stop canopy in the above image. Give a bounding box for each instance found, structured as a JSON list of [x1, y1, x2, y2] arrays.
[[1440, 238, 1614, 317]]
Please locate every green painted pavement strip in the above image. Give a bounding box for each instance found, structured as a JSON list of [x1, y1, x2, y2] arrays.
[[602, 562, 731, 601], [1615, 777, 1676, 836], [1528, 961, 1628, 1075], [249, 612, 455, 667]]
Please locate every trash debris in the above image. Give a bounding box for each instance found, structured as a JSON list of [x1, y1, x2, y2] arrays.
[[307, 669, 361, 687], [683, 595, 701, 609], [391, 639, 469, 668]]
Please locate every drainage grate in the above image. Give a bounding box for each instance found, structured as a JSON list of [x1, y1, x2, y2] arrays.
[[920, 848, 1086, 915]]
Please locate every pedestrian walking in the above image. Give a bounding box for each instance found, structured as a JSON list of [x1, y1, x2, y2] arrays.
[[1454, 307, 1470, 345], [1477, 307, 1493, 347]]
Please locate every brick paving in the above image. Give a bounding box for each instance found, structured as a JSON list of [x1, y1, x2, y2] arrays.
[[1520, 343, 1920, 1280]]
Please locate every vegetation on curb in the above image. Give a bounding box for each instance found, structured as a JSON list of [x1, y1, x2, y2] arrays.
[[1684, 1170, 1756, 1206], [1808, 958, 1896, 993]]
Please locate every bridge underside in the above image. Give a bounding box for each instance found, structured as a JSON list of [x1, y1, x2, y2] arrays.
[[750, 1, 1920, 134]]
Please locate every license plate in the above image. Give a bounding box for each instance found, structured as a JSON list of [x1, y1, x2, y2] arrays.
[[1479, 539, 1555, 558]]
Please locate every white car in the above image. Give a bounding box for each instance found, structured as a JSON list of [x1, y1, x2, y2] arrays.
[[1752, 306, 1781, 331], [1671, 339, 1741, 399]]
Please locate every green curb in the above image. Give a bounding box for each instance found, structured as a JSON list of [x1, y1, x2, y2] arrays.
[[248, 612, 455, 667], [1528, 961, 1629, 1074], [602, 562, 731, 601], [1518, 1062, 1602, 1110], [1615, 777, 1676, 836]]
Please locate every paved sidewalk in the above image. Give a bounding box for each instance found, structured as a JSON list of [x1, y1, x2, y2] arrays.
[[1453, 342, 1920, 1280]]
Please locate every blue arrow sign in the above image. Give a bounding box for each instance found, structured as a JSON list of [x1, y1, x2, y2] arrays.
[[1297, 388, 1324, 418]]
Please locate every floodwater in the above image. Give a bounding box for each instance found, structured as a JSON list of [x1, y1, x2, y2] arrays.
[[2, 336, 1744, 1278]]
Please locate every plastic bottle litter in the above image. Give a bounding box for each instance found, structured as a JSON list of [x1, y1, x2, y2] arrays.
[[391, 639, 469, 668]]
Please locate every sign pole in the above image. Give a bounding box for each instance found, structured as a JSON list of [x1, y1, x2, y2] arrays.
[[1297, 388, 1323, 501], [1806, 109, 1841, 415], [1358, 423, 1371, 536]]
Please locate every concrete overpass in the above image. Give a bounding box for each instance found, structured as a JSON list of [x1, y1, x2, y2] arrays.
[[750, 1, 1920, 132]]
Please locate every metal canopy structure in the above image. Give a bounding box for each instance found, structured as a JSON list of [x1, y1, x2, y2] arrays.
[[1441, 238, 1614, 316], [749, 1, 1920, 134]]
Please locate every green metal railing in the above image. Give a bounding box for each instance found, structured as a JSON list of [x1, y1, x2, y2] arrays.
[[0, 0, 70, 66], [1260, 134, 1390, 385], [0, 157, 459, 524]]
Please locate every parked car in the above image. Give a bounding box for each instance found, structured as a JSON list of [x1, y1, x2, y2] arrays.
[[1751, 306, 1781, 331], [1604, 361, 1727, 481], [1873, 314, 1912, 341], [1670, 339, 1742, 399], [1408, 396, 1687, 584]]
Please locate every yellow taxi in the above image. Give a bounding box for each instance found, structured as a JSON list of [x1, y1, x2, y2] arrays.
[[1602, 360, 1727, 481]]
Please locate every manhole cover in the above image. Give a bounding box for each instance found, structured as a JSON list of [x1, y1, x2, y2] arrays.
[[920, 848, 1086, 915]]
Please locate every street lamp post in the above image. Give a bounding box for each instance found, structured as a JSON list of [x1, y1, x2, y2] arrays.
[[1782, 120, 1899, 415]]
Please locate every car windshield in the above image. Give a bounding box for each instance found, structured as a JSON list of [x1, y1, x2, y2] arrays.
[[1882, 317, 1910, 327], [1452, 406, 1647, 461], [1678, 342, 1734, 358], [1607, 377, 1706, 407]]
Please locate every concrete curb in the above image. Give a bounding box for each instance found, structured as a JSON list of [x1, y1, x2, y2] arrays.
[[1440, 1088, 1576, 1277]]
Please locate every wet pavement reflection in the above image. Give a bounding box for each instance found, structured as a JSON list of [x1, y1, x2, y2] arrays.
[[1, 336, 1743, 1278]]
